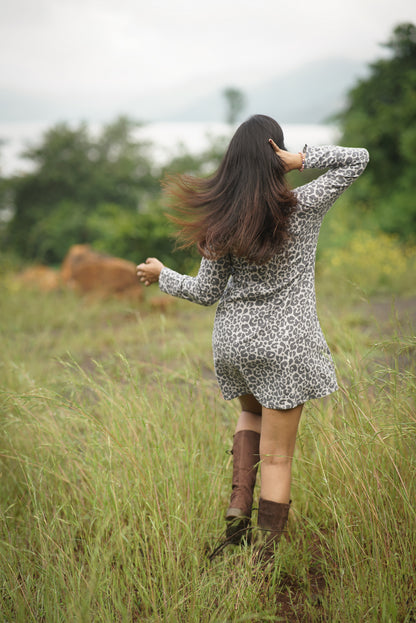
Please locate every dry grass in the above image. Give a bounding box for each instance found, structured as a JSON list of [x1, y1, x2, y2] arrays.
[[1, 267, 415, 622]]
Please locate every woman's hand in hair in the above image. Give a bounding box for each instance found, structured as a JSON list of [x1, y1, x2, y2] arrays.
[[268, 139, 304, 172], [136, 257, 164, 286]]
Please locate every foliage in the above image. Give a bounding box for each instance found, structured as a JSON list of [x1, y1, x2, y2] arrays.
[[336, 22, 416, 239], [25, 200, 90, 264], [318, 229, 416, 297], [86, 201, 199, 273]]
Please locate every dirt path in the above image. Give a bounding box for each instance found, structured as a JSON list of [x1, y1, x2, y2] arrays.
[[365, 296, 416, 329]]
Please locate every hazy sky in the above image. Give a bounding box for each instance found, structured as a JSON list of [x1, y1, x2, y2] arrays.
[[1, 0, 415, 102]]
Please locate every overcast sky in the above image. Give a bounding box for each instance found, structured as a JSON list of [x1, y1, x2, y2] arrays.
[[1, 0, 415, 104]]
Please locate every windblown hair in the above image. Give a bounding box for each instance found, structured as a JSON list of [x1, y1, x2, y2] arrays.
[[164, 115, 298, 265]]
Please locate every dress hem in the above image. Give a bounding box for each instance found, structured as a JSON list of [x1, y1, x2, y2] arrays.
[[220, 385, 339, 410]]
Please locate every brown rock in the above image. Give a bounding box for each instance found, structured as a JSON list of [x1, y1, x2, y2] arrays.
[[18, 265, 61, 292], [60, 245, 143, 300]]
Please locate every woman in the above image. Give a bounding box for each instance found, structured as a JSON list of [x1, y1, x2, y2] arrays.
[[137, 115, 369, 562]]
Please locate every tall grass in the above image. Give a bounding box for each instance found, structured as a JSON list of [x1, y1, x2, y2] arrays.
[[1, 273, 415, 621]]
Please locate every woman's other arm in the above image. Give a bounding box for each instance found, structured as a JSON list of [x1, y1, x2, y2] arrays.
[[137, 255, 231, 307]]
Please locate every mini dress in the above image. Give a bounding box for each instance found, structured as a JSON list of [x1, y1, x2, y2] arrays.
[[158, 145, 369, 409]]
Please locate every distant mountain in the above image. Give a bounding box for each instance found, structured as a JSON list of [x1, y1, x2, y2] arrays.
[[0, 57, 368, 125], [166, 58, 368, 124], [247, 57, 368, 123]]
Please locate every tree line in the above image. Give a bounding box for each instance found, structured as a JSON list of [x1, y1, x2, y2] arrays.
[[335, 22, 416, 238], [0, 23, 415, 272]]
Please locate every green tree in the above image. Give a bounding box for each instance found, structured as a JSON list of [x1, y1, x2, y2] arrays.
[[337, 22, 416, 238], [85, 201, 198, 273], [223, 87, 246, 125], [5, 116, 159, 262], [3, 115, 228, 271]]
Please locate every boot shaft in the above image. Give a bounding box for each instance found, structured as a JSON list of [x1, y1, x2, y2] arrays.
[[226, 430, 260, 536], [230, 430, 260, 485], [257, 497, 290, 534]]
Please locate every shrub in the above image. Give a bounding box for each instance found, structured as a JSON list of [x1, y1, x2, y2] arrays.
[[318, 229, 416, 296]]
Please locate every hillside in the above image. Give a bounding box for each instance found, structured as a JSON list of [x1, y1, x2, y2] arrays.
[[166, 57, 368, 124]]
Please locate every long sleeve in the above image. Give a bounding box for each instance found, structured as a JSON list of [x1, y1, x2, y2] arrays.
[[296, 145, 369, 216], [159, 255, 232, 306]]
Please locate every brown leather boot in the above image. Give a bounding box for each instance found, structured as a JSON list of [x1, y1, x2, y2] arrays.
[[255, 497, 291, 563], [225, 430, 260, 543]]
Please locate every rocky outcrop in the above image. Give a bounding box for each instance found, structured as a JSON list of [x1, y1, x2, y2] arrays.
[[60, 245, 143, 300]]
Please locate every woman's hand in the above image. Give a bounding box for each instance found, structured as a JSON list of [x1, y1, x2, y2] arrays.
[[269, 138, 304, 172], [136, 257, 164, 286]]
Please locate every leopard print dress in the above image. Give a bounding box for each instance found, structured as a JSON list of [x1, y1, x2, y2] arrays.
[[158, 145, 369, 409]]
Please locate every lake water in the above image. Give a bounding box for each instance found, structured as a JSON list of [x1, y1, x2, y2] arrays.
[[0, 120, 338, 176]]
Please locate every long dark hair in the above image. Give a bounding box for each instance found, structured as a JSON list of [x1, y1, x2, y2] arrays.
[[164, 115, 297, 264]]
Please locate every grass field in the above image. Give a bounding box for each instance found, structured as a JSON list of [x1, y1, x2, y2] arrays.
[[1, 263, 416, 622]]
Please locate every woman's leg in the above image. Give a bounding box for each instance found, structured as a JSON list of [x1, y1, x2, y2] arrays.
[[235, 394, 262, 434], [254, 404, 303, 562], [225, 395, 261, 542], [259, 404, 303, 503]]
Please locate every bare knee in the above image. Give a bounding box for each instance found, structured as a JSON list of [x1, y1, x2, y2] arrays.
[[260, 452, 293, 469]]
